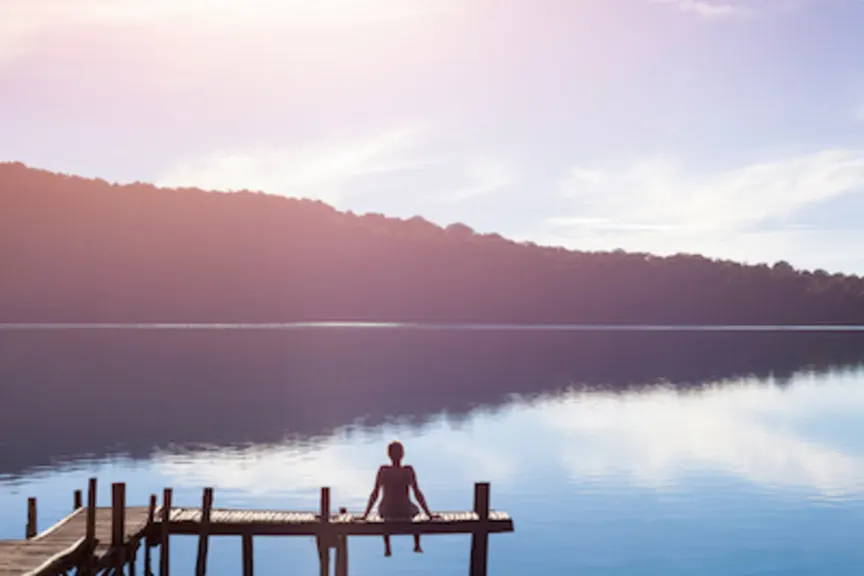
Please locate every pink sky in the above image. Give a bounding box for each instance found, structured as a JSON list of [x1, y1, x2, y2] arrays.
[[4, 0, 864, 273]]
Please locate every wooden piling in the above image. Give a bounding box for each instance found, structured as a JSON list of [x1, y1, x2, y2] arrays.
[[317, 487, 331, 576], [335, 535, 348, 576], [144, 494, 157, 576], [195, 487, 214, 576], [81, 478, 98, 576], [1, 480, 514, 576], [469, 482, 490, 576], [160, 488, 173, 576], [111, 482, 127, 574], [334, 506, 348, 576], [242, 533, 254, 576], [74, 490, 83, 510], [25, 497, 37, 539]]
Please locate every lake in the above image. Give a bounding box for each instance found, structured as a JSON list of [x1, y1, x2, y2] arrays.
[[2, 326, 864, 575]]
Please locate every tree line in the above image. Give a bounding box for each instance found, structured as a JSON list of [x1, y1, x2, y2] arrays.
[[2, 161, 863, 324]]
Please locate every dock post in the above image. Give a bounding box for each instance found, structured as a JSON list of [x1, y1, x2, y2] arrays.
[[74, 489, 83, 510], [144, 494, 157, 576], [160, 488, 173, 576], [25, 497, 37, 539], [195, 487, 214, 576], [469, 482, 490, 576], [112, 482, 127, 574], [334, 536, 347, 576], [81, 478, 97, 576], [317, 487, 331, 576], [334, 507, 348, 576], [242, 533, 254, 576]]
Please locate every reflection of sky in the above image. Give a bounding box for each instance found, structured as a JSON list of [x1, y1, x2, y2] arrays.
[[543, 372, 864, 498], [3, 370, 864, 574], [151, 368, 864, 501], [152, 412, 523, 509]]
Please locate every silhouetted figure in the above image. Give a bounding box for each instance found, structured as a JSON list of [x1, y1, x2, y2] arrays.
[[362, 440, 436, 556]]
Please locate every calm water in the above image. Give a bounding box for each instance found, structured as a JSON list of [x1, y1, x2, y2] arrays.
[[2, 326, 864, 575]]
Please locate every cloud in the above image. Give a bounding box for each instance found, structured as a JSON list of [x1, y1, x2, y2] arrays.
[[156, 126, 429, 204], [650, 0, 808, 19], [650, 0, 752, 18], [547, 149, 864, 270], [435, 157, 516, 202], [158, 133, 516, 209], [558, 150, 864, 232]]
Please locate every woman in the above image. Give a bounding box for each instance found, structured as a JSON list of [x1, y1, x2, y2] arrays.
[[362, 440, 437, 556]]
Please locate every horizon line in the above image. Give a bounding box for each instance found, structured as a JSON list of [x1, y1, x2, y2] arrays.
[[3, 322, 864, 332]]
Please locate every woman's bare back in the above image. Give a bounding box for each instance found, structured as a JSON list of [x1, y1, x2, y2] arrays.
[[378, 465, 418, 518]]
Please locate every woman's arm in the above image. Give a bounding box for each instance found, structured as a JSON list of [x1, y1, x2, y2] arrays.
[[363, 467, 383, 518], [407, 466, 434, 517]]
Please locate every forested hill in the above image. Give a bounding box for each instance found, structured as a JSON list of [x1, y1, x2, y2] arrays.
[[2, 161, 863, 324]]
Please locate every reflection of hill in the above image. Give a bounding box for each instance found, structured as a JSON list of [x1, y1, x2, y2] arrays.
[[2, 328, 864, 478]]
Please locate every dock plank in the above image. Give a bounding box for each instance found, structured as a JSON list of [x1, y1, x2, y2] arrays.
[[164, 507, 513, 536], [1, 505, 513, 573], [0, 507, 154, 576]]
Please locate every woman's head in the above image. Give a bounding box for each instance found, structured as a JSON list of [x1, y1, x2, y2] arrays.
[[387, 440, 405, 463]]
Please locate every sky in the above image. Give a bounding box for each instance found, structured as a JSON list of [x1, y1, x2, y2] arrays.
[[2, 0, 864, 273]]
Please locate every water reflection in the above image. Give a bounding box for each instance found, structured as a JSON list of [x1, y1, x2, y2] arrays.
[[151, 413, 523, 508], [4, 328, 864, 575], [2, 328, 864, 480], [143, 368, 864, 507], [544, 371, 864, 497]]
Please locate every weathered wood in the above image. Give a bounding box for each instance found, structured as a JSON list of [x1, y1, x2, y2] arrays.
[[159, 489, 172, 576], [163, 509, 513, 536], [0, 482, 514, 575], [74, 491, 83, 511], [0, 506, 154, 576], [242, 533, 253, 576], [111, 483, 126, 574], [144, 494, 156, 576], [334, 506, 348, 576], [81, 478, 98, 576], [26, 498, 37, 539], [334, 534, 348, 576], [317, 487, 330, 576], [18, 536, 88, 576], [469, 482, 490, 576], [194, 488, 214, 576]]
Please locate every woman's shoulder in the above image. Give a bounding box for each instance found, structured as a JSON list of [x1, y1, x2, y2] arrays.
[[379, 464, 413, 472]]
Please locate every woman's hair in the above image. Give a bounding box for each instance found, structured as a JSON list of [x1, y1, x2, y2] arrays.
[[387, 440, 405, 462]]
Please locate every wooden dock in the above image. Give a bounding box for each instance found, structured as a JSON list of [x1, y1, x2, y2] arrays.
[[0, 507, 152, 576], [0, 480, 514, 576]]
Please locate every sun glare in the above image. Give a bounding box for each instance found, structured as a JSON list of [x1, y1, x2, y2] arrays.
[[78, 0, 450, 24]]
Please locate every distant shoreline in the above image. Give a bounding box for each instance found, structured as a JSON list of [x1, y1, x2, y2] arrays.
[[3, 322, 864, 331], [6, 163, 864, 326]]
